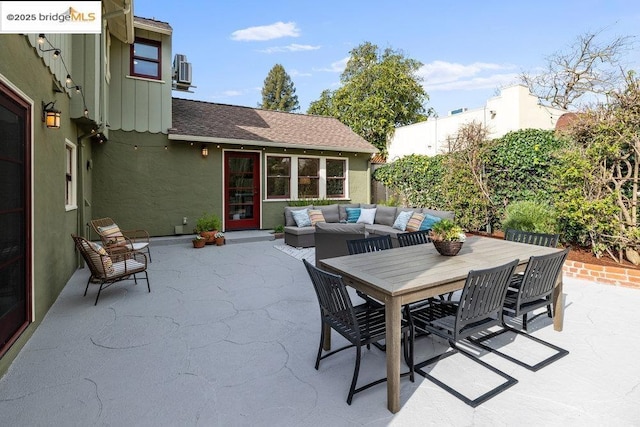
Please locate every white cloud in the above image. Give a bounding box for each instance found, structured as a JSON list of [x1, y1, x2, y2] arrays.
[[289, 69, 312, 77], [419, 60, 519, 91], [259, 43, 321, 53], [315, 56, 349, 73], [231, 21, 300, 41]]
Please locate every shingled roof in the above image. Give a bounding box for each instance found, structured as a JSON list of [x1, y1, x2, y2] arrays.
[[169, 98, 378, 154]]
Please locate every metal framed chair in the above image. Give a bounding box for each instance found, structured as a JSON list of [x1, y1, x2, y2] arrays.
[[302, 259, 414, 405], [346, 235, 393, 310], [397, 229, 431, 247], [90, 217, 152, 262], [504, 228, 559, 248], [469, 249, 570, 371], [411, 259, 519, 407], [346, 235, 393, 255], [71, 234, 150, 305]]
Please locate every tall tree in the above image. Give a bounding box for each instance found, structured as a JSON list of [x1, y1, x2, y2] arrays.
[[260, 64, 299, 112], [520, 29, 633, 110], [307, 42, 431, 154]]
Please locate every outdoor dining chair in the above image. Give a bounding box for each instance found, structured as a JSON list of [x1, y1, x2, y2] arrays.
[[346, 234, 393, 254], [411, 259, 519, 407], [469, 249, 570, 371], [90, 217, 152, 262], [71, 234, 150, 305], [347, 235, 393, 309], [302, 259, 414, 405], [504, 228, 559, 248], [397, 229, 431, 247]]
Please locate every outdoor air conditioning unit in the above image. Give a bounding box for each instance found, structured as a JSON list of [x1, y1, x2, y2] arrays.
[[172, 54, 195, 92]]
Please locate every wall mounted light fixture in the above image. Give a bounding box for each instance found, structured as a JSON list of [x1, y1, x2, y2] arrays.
[[201, 146, 209, 157], [42, 101, 61, 129]]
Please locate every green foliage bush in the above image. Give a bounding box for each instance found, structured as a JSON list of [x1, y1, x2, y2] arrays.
[[501, 200, 557, 233], [287, 198, 335, 207], [486, 129, 568, 223]]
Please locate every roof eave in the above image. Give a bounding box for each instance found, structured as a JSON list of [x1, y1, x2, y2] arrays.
[[168, 134, 378, 154]]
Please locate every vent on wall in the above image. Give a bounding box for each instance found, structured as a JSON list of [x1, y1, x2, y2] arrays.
[[172, 54, 196, 92]]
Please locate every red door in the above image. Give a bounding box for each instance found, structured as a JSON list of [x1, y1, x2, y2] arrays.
[[225, 151, 260, 230]]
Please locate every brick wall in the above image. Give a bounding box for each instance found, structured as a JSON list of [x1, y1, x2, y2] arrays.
[[563, 260, 640, 289]]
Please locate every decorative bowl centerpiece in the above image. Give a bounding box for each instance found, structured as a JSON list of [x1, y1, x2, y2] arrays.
[[429, 219, 466, 256]]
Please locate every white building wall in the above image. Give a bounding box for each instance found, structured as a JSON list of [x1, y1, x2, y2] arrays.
[[387, 85, 567, 160]]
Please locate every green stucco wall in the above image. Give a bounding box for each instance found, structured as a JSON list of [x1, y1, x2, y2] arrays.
[[92, 132, 372, 235], [0, 35, 87, 376], [91, 130, 225, 236]]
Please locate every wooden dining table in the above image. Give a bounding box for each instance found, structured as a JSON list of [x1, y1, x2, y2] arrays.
[[319, 235, 564, 413]]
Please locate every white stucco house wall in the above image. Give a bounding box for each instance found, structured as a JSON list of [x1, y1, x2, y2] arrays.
[[387, 84, 567, 160]]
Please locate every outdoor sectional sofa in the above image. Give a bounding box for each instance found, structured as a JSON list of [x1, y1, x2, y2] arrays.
[[283, 203, 454, 249]]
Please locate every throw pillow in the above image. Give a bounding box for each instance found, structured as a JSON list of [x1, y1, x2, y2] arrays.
[[405, 212, 425, 232], [307, 209, 326, 226], [292, 209, 312, 227], [98, 224, 125, 245], [87, 241, 114, 275], [420, 213, 442, 231], [392, 210, 413, 231], [356, 207, 377, 225], [345, 207, 361, 223]]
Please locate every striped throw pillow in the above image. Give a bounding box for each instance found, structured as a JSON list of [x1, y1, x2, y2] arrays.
[[405, 212, 425, 232], [308, 209, 326, 226], [98, 224, 125, 245], [86, 241, 114, 275]]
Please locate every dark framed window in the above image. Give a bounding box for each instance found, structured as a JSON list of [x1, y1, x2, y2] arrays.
[[266, 156, 290, 199], [326, 159, 346, 198], [130, 38, 161, 79]]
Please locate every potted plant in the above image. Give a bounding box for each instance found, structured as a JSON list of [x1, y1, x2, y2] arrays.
[[192, 234, 206, 248], [429, 219, 466, 256], [214, 231, 225, 246], [272, 224, 285, 239], [194, 212, 222, 244]]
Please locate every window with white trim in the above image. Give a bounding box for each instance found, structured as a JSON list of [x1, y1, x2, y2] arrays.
[[266, 156, 290, 199], [65, 140, 77, 210], [265, 155, 347, 200]]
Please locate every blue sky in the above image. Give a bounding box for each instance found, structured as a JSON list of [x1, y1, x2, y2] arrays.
[[134, 0, 639, 116]]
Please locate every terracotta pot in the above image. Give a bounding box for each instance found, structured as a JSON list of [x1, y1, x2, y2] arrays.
[[192, 239, 206, 248], [215, 237, 225, 246], [200, 230, 217, 244]]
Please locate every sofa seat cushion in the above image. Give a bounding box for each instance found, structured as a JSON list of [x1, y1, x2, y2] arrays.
[[315, 222, 366, 234], [365, 224, 404, 239], [283, 225, 315, 236]]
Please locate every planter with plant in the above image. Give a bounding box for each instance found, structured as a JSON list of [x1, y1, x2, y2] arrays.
[[429, 219, 466, 256], [195, 212, 222, 244], [214, 231, 225, 246], [272, 224, 285, 239], [192, 235, 206, 248]]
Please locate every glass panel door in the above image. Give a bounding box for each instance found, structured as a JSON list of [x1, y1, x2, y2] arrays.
[[225, 151, 260, 230], [0, 82, 31, 356]]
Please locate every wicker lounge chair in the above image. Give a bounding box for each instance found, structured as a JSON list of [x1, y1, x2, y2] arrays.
[[90, 217, 152, 262], [71, 234, 150, 305]]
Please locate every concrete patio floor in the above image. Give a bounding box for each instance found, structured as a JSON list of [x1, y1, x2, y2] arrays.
[[1, 234, 639, 426]]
